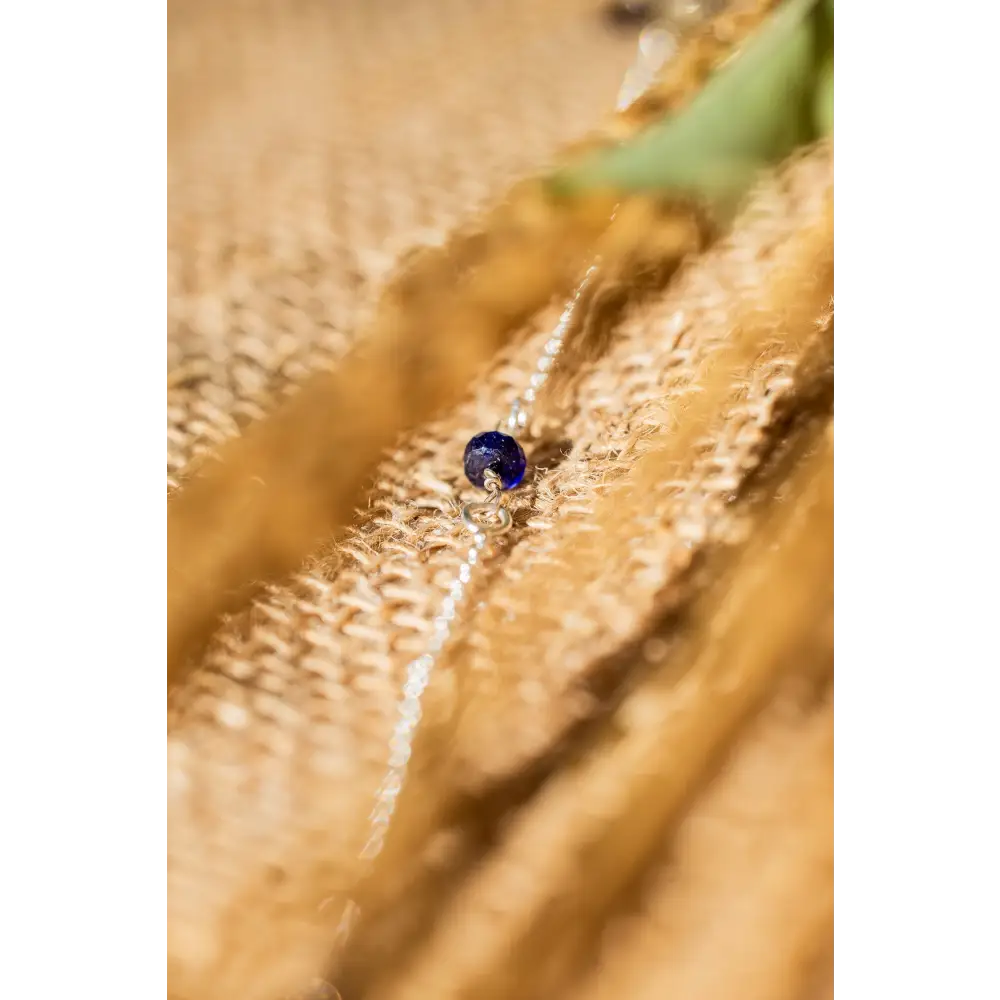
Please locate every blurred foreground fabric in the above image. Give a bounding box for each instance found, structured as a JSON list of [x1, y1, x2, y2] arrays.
[[168, 3, 834, 999]]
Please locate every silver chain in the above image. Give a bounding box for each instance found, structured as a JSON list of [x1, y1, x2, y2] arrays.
[[361, 261, 608, 858], [500, 263, 600, 434], [358, 529, 489, 865], [355, 266, 604, 879]]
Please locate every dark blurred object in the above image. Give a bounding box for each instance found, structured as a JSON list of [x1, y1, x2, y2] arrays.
[[603, 1, 734, 33], [602, 1, 661, 30]]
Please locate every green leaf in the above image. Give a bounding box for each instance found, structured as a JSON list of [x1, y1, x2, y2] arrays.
[[814, 55, 833, 137], [548, 0, 823, 212]]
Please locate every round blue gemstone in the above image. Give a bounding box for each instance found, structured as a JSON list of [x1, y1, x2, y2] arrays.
[[463, 431, 527, 490]]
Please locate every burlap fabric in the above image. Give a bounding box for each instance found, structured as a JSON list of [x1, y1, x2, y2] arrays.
[[168, 0, 643, 482], [168, 4, 834, 1000]]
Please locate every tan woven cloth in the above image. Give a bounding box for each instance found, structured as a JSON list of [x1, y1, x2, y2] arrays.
[[168, 0, 641, 482], [168, 4, 833, 1000]]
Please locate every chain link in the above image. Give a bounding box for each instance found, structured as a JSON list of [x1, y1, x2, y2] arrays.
[[500, 263, 601, 434]]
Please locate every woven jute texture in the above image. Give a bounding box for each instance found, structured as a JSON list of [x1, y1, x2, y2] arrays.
[[168, 0, 642, 483], [168, 4, 833, 1000]]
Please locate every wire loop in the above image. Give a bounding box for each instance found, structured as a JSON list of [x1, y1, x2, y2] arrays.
[[461, 501, 512, 536]]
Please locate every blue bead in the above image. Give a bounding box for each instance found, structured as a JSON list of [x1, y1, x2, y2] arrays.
[[463, 431, 527, 490]]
